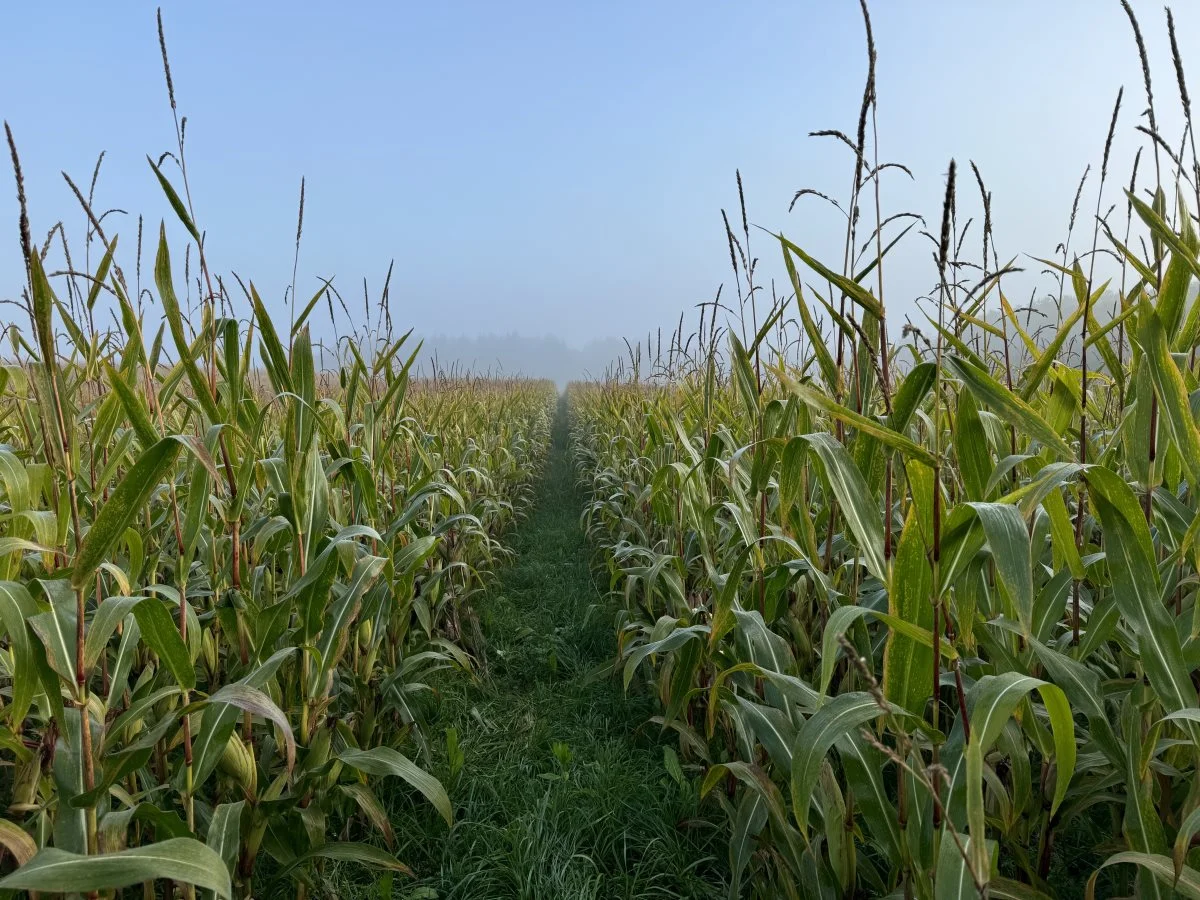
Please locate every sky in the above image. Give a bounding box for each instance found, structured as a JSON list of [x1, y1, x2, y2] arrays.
[[1, 1, 1197, 368]]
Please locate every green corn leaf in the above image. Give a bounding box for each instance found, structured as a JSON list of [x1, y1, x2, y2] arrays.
[[27, 251, 58, 373], [204, 683, 295, 771], [85, 234, 118, 311], [1130, 189, 1200, 298], [1029, 640, 1124, 768], [0, 838, 232, 899], [803, 433, 887, 583], [0, 581, 38, 724], [393, 534, 439, 575], [291, 279, 333, 338], [1041, 488, 1085, 581], [83, 595, 144, 672], [312, 554, 385, 697], [625, 625, 708, 690], [777, 233, 884, 320], [883, 500, 934, 716], [790, 692, 888, 838], [926, 313, 988, 371], [153, 224, 221, 425], [207, 801, 245, 880], [72, 710, 180, 808], [52, 713, 88, 853], [190, 647, 295, 791], [1136, 302, 1200, 488], [836, 732, 903, 868], [955, 390, 992, 501], [962, 502, 1034, 636], [701, 760, 805, 873], [728, 695, 794, 769], [1085, 467, 1196, 716], [935, 830, 988, 900], [220, 317, 243, 421], [780, 246, 838, 392], [106, 614, 141, 710], [72, 435, 182, 590], [728, 792, 767, 900], [1087, 851, 1200, 900], [781, 372, 937, 468], [1121, 702, 1169, 899], [103, 362, 160, 447], [1174, 807, 1200, 883], [250, 282, 292, 395], [1015, 268, 1097, 400], [890, 362, 936, 433], [944, 673, 1075, 828], [29, 578, 78, 688], [1156, 200, 1198, 341], [337, 746, 453, 827], [989, 878, 1055, 900], [0, 447, 31, 514], [946, 355, 1073, 459], [147, 156, 202, 243], [131, 595, 194, 691], [821, 603, 954, 697]]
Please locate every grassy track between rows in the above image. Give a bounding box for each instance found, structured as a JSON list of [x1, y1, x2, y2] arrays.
[[345, 396, 730, 900]]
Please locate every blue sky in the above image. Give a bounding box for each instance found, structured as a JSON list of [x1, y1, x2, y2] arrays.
[[2, 1, 1196, 353]]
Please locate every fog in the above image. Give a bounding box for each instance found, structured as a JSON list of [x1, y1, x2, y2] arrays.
[[415, 334, 628, 387]]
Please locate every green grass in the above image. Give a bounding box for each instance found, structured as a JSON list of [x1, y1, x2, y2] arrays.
[[337, 396, 730, 900]]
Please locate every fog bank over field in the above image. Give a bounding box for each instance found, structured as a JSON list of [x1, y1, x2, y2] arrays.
[[402, 288, 1154, 386], [414, 334, 629, 386]]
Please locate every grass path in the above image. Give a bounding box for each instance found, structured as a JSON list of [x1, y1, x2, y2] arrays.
[[372, 396, 729, 900]]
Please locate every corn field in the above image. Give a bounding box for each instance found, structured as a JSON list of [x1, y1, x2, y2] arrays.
[[0, 251, 555, 897], [569, 4, 1200, 897], [0, 68, 556, 894], [6, 1, 1200, 899]]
